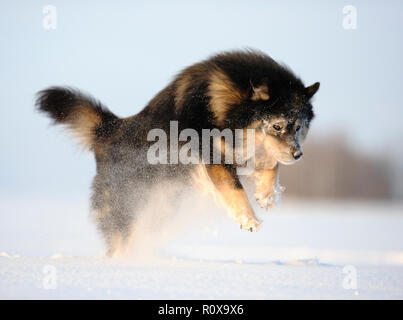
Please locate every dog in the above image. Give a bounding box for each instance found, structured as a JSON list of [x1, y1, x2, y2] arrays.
[[36, 50, 319, 257]]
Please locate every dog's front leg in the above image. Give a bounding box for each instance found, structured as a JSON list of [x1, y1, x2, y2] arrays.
[[254, 163, 284, 210], [206, 164, 260, 231]]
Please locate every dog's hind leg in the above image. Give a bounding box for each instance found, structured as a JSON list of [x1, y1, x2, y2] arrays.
[[104, 225, 135, 258], [105, 231, 124, 257], [205, 164, 260, 232], [95, 211, 135, 258], [91, 177, 135, 258]]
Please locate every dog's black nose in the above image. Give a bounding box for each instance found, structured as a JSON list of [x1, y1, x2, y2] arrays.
[[293, 150, 303, 160]]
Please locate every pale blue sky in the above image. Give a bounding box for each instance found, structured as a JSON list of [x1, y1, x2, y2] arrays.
[[0, 0, 402, 196]]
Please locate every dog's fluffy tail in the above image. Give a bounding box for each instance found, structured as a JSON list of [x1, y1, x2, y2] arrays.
[[36, 87, 120, 150]]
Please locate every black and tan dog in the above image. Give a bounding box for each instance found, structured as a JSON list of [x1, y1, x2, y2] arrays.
[[36, 50, 319, 257]]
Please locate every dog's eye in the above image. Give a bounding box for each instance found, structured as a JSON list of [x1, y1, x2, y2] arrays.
[[296, 125, 301, 131], [273, 124, 282, 131]]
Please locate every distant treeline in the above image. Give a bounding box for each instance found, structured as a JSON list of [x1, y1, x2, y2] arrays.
[[280, 134, 395, 199]]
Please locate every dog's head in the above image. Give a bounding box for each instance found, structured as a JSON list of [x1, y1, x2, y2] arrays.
[[207, 51, 320, 165], [252, 81, 320, 165], [252, 82, 319, 164]]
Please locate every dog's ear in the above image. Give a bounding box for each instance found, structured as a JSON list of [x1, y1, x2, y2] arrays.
[[250, 81, 270, 101], [305, 82, 320, 99]]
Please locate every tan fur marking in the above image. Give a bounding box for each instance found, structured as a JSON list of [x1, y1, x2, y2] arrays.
[[208, 69, 246, 126], [66, 106, 101, 150], [251, 84, 270, 101], [174, 73, 192, 112], [208, 165, 249, 213], [205, 165, 260, 230]]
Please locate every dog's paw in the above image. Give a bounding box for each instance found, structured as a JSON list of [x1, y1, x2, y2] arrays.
[[239, 216, 261, 232], [255, 184, 285, 211], [255, 191, 275, 210]]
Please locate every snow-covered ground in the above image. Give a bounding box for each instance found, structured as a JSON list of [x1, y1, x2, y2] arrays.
[[1, 195, 403, 299]]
